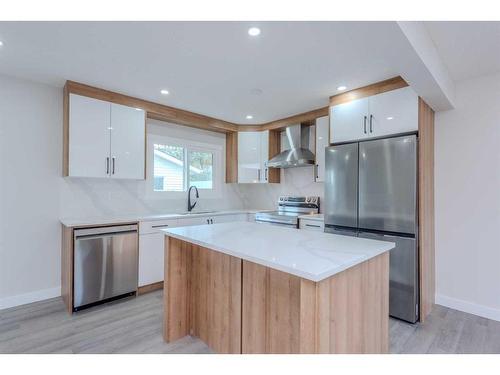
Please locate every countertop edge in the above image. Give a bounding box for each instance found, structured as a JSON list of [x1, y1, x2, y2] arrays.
[[162, 230, 393, 282], [60, 209, 268, 228]]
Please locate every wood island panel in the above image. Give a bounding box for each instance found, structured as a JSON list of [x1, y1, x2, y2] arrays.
[[165, 237, 389, 354], [316, 252, 389, 353], [164, 237, 242, 354]]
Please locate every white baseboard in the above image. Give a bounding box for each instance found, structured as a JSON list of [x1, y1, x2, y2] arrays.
[[436, 294, 500, 322], [0, 287, 61, 310]]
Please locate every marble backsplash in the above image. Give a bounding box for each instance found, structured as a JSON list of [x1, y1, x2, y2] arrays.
[[237, 166, 325, 212], [59, 166, 324, 219]]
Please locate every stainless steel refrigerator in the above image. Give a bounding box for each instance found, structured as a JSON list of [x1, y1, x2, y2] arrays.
[[324, 134, 419, 323]]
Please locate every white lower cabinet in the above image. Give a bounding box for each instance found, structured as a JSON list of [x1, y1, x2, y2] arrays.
[[299, 218, 324, 231], [138, 219, 178, 287], [138, 213, 249, 287]]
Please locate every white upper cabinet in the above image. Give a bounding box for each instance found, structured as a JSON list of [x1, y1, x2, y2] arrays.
[[367, 87, 418, 137], [315, 116, 329, 182], [330, 87, 418, 143], [67, 94, 145, 179], [110, 103, 146, 179], [69, 94, 111, 178], [329, 97, 370, 143], [238, 131, 269, 183]]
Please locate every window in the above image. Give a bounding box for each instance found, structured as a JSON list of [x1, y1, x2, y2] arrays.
[[153, 142, 214, 192], [189, 151, 213, 189], [153, 144, 185, 191]]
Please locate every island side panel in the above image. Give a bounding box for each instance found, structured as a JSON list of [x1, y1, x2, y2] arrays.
[[316, 252, 389, 354], [164, 237, 192, 342], [190, 243, 242, 354], [241, 261, 316, 354], [164, 237, 242, 354]]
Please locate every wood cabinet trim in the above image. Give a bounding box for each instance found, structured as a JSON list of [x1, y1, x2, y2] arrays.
[[61, 224, 74, 313], [329, 76, 408, 107], [225, 132, 238, 183], [65, 81, 238, 134], [267, 130, 281, 183], [137, 281, 164, 295], [418, 97, 435, 322]]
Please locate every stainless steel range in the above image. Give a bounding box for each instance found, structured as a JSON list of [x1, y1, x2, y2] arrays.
[[255, 196, 320, 228]]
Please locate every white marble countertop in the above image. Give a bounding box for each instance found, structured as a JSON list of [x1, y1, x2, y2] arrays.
[[60, 209, 266, 227], [162, 222, 394, 282], [298, 213, 324, 222]]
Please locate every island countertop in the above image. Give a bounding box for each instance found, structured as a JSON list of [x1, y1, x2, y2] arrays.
[[162, 222, 394, 282]]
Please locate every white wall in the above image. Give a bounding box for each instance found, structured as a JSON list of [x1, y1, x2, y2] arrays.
[[434, 72, 500, 321], [0, 75, 63, 308]]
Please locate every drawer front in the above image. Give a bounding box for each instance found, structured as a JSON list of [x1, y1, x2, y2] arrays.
[[139, 219, 178, 235], [299, 219, 324, 231]]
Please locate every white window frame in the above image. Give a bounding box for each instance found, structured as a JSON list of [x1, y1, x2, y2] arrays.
[[145, 134, 222, 199]]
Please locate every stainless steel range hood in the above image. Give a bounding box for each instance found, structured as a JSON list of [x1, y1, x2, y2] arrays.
[[266, 124, 315, 168]]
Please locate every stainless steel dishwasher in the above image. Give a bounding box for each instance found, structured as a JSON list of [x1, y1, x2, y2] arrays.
[[73, 224, 138, 311]]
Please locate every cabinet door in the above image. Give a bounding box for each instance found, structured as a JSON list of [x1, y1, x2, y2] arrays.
[[260, 130, 269, 183], [368, 87, 418, 137], [315, 116, 329, 182], [213, 214, 248, 224], [238, 131, 262, 183], [177, 216, 210, 226], [329, 97, 370, 143], [299, 219, 324, 231], [109, 103, 146, 180], [138, 232, 164, 286], [68, 94, 111, 178]]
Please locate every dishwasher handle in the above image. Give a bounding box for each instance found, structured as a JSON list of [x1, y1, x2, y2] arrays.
[[74, 224, 138, 238]]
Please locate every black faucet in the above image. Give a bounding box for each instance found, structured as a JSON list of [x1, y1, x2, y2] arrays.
[[187, 185, 199, 212]]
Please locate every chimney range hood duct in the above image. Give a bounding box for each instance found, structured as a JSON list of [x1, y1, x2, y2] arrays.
[[266, 123, 315, 169]]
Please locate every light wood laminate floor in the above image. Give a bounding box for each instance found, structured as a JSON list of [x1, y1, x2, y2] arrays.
[[1, 290, 500, 354]]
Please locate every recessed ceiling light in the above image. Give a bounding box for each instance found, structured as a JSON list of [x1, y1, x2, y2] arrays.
[[0, 41, 3, 47], [337, 85, 347, 91], [387, 116, 394, 120], [246, 115, 253, 120], [248, 27, 261, 36], [160, 89, 169, 95]]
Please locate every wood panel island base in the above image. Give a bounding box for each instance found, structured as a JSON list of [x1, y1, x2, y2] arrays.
[[162, 223, 392, 354]]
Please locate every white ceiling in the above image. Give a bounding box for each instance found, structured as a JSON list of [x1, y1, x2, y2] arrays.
[[425, 21, 500, 82], [0, 21, 484, 123]]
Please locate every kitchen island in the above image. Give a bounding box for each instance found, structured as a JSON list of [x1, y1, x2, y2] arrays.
[[161, 222, 394, 354]]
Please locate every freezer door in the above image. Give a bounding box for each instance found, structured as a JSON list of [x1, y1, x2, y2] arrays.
[[74, 230, 138, 308], [358, 135, 417, 234], [324, 143, 359, 228], [359, 232, 419, 323]]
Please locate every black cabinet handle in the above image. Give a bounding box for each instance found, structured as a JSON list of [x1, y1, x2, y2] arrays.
[[363, 116, 367, 134], [206, 219, 210, 224], [305, 224, 321, 228], [210, 218, 213, 224], [112, 157, 116, 174], [106, 157, 110, 175], [369, 114, 373, 133]]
